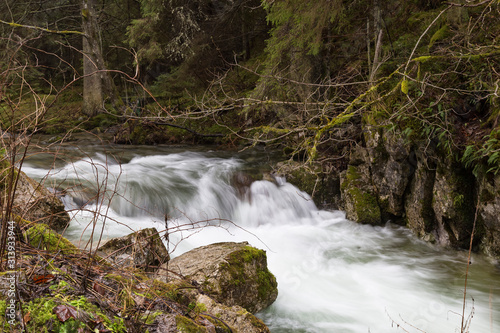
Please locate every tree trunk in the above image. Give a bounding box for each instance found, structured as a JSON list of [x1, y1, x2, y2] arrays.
[[369, 0, 383, 84], [81, 0, 112, 116]]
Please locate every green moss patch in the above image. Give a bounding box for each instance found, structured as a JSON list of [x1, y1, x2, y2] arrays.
[[341, 165, 382, 225], [25, 223, 78, 254]]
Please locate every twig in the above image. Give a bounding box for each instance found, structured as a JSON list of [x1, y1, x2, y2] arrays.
[[461, 202, 480, 332]]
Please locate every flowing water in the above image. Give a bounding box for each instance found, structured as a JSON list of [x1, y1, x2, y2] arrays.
[[22, 140, 500, 333]]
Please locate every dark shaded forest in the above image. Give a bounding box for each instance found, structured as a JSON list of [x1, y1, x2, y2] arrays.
[[0, 0, 498, 177]]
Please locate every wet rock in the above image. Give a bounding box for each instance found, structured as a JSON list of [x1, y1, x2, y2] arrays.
[[98, 228, 169, 272], [232, 172, 255, 199], [276, 161, 341, 209], [340, 164, 381, 225], [162, 241, 278, 313], [8, 167, 70, 231]]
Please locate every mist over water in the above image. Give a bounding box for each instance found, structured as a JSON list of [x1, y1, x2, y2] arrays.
[[23, 147, 500, 333]]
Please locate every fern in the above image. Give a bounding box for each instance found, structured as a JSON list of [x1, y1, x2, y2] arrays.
[[461, 145, 477, 169]]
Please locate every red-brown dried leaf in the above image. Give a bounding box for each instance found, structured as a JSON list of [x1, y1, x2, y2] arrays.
[[93, 281, 106, 296], [54, 304, 78, 322], [33, 274, 55, 284]]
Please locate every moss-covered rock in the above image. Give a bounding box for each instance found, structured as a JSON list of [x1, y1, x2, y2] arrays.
[[340, 165, 382, 225], [161, 242, 278, 314], [24, 223, 78, 254], [364, 129, 414, 219]]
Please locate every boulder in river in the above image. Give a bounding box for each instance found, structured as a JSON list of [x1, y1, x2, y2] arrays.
[[97, 228, 169, 272], [159, 241, 278, 314]]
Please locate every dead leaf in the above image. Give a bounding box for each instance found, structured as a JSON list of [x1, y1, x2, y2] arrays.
[[23, 312, 31, 323], [54, 304, 78, 322], [93, 281, 106, 296], [33, 274, 55, 284]]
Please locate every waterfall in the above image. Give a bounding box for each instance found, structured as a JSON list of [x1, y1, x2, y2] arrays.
[[23, 148, 500, 333]]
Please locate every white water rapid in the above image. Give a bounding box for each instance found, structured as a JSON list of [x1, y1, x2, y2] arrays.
[[23, 146, 500, 333]]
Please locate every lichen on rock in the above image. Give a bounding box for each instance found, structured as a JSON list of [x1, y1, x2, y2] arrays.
[[160, 241, 278, 314]]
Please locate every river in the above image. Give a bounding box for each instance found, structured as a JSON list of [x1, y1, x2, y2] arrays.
[[22, 139, 500, 333]]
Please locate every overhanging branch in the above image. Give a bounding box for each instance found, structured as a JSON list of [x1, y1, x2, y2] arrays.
[[0, 19, 84, 35]]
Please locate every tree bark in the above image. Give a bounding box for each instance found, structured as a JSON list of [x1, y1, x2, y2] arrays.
[[82, 0, 113, 116]]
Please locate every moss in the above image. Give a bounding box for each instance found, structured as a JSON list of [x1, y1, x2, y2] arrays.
[[234, 245, 265, 263], [141, 310, 164, 325], [428, 24, 450, 50], [49, 280, 74, 294], [23, 298, 59, 333], [221, 246, 278, 309], [200, 315, 233, 333], [3, 294, 127, 333], [342, 166, 382, 225], [86, 113, 119, 130], [349, 187, 381, 225], [104, 273, 132, 284], [176, 315, 206, 333], [148, 279, 194, 306], [25, 223, 78, 254]]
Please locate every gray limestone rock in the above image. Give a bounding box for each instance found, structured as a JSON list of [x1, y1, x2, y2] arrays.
[[160, 241, 278, 314]]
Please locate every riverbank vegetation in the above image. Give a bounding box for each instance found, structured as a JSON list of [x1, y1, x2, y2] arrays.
[[0, 1, 497, 171]]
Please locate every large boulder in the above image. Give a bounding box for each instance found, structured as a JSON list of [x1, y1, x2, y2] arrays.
[[98, 228, 169, 272], [161, 242, 278, 313], [3, 165, 70, 231]]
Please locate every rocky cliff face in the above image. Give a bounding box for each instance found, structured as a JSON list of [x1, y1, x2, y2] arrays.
[[339, 128, 500, 259]]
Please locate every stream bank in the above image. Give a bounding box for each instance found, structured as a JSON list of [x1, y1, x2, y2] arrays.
[[280, 128, 500, 262]]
